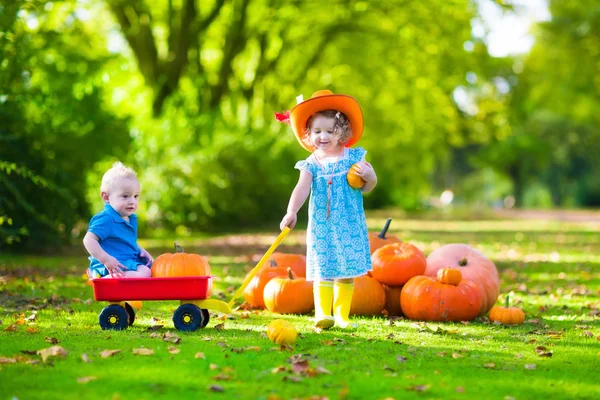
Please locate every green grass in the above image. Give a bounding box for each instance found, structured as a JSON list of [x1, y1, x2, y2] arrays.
[[1, 210, 599, 400]]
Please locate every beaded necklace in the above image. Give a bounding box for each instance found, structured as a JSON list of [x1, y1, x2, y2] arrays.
[[313, 146, 344, 219]]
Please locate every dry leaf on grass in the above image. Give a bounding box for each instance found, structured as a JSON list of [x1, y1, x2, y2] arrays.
[[534, 346, 553, 357], [209, 384, 224, 392], [195, 352, 206, 359], [100, 349, 121, 358], [163, 332, 181, 344], [77, 376, 97, 384], [81, 353, 91, 363], [524, 364, 536, 370], [25, 327, 39, 334], [3, 325, 17, 332], [132, 348, 154, 356], [37, 346, 69, 362], [45, 337, 60, 344], [168, 346, 180, 354], [0, 357, 17, 364]]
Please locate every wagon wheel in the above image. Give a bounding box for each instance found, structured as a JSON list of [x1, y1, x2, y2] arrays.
[[200, 309, 210, 328], [173, 304, 204, 331], [99, 304, 129, 330], [124, 303, 136, 326]]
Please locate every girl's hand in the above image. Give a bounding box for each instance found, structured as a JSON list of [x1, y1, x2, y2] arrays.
[[139, 248, 154, 267], [353, 162, 376, 182], [104, 256, 126, 278], [280, 212, 298, 230]]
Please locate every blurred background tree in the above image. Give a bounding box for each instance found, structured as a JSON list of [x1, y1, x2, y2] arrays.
[[1, 0, 598, 251]]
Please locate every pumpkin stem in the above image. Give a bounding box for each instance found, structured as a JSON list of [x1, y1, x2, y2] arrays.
[[458, 257, 468, 267], [287, 267, 294, 280], [174, 242, 184, 253], [505, 294, 510, 308], [378, 218, 392, 239]]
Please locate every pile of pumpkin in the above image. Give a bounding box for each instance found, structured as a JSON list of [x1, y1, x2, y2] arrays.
[[244, 219, 524, 324]]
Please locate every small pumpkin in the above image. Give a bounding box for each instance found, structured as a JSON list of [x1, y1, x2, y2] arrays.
[[263, 268, 314, 314], [382, 284, 403, 317], [152, 243, 211, 278], [350, 275, 386, 316], [243, 259, 289, 309], [347, 163, 365, 189], [269, 253, 306, 278], [400, 268, 483, 322], [267, 319, 297, 346], [436, 268, 462, 285], [371, 242, 426, 286], [489, 295, 525, 325], [368, 218, 402, 254]]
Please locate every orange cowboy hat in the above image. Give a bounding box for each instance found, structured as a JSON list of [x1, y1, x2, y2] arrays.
[[287, 90, 364, 152]]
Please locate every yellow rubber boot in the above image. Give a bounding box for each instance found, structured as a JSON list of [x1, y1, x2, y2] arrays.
[[333, 282, 358, 329], [313, 281, 335, 329]]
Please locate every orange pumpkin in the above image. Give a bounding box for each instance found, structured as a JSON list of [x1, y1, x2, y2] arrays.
[[489, 295, 525, 325], [371, 242, 426, 286], [347, 163, 365, 189], [369, 218, 402, 254], [382, 284, 403, 317], [436, 268, 462, 285], [152, 243, 211, 277], [243, 259, 288, 308], [400, 268, 483, 321], [425, 244, 499, 314], [268, 253, 306, 278], [263, 268, 314, 314], [350, 275, 386, 316]]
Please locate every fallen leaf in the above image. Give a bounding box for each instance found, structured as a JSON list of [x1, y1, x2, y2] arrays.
[[37, 346, 69, 362], [25, 327, 39, 334], [583, 331, 593, 338], [3, 324, 17, 332], [483, 363, 496, 369], [524, 364, 536, 370], [283, 375, 302, 382], [81, 353, 91, 363], [437, 352, 447, 357], [209, 363, 219, 370], [315, 366, 331, 375], [163, 332, 181, 344], [291, 359, 310, 375], [271, 366, 287, 374], [168, 346, 180, 354], [214, 323, 225, 330], [45, 337, 60, 344], [396, 356, 408, 362], [209, 384, 224, 392], [451, 353, 464, 359], [0, 357, 17, 364], [146, 325, 164, 331], [406, 384, 430, 392], [195, 352, 206, 359], [77, 376, 97, 384], [244, 346, 260, 352], [132, 348, 154, 356], [534, 346, 552, 357], [99, 349, 121, 358]]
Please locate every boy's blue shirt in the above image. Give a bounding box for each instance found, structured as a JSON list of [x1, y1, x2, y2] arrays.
[[88, 204, 141, 266]]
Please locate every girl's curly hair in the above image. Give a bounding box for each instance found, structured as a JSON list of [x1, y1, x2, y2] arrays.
[[302, 110, 352, 149]]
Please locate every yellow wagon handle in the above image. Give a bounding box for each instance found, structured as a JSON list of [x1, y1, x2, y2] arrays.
[[228, 227, 290, 309]]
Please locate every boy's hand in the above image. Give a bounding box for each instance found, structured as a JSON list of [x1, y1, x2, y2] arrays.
[[353, 161, 376, 182], [104, 256, 126, 278], [139, 248, 154, 267], [280, 212, 297, 231]]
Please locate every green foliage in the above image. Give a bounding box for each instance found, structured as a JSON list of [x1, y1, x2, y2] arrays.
[[0, 0, 130, 250]]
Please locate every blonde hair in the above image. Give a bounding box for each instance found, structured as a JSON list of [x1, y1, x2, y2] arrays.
[[100, 161, 138, 193], [302, 110, 352, 149]]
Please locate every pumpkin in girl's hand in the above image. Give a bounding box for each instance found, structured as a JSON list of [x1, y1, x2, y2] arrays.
[[369, 218, 402, 255], [347, 163, 365, 189], [371, 242, 426, 286], [268, 253, 306, 278], [264, 268, 314, 314], [382, 284, 403, 317], [489, 295, 525, 325], [425, 244, 499, 314], [243, 259, 289, 308], [267, 319, 297, 346], [400, 268, 482, 322], [152, 243, 211, 277], [350, 275, 386, 316]]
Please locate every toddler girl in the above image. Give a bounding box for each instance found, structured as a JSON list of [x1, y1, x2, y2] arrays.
[[278, 90, 377, 329]]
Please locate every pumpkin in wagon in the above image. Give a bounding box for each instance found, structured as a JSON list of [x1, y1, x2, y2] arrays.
[[152, 243, 211, 277]]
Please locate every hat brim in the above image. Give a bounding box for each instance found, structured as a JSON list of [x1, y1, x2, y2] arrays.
[[289, 94, 363, 152]]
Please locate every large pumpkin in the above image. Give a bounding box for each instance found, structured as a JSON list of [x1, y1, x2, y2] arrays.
[[268, 253, 306, 278], [371, 242, 426, 286], [425, 244, 499, 314], [243, 259, 288, 308], [400, 268, 482, 322], [350, 275, 386, 316], [263, 269, 314, 314], [369, 218, 402, 254], [382, 284, 403, 317], [152, 243, 211, 277]]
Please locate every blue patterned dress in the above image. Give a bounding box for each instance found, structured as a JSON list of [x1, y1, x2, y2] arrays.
[[295, 147, 372, 281]]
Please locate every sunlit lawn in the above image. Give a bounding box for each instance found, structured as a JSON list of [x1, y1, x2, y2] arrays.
[[1, 210, 599, 400]]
